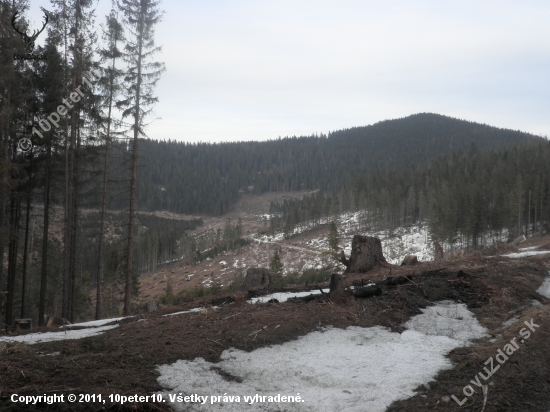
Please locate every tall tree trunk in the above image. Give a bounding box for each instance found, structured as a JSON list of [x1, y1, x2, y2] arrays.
[[69, 120, 80, 322], [20, 159, 32, 318], [96, 29, 118, 319], [0, 87, 11, 300], [39, 142, 52, 326], [6, 189, 21, 326], [124, 2, 145, 316]]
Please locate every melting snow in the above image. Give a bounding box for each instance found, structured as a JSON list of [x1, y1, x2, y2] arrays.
[[248, 289, 330, 304], [64, 316, 128, 328], [0, 325, 118, 345], [502, 251, 550, 259], [157, 301, 488, 411], [163, 308, 205, 317], [536, 274, 550, 299]]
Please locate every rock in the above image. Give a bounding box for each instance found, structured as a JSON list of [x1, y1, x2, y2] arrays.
[[244, 268, 271, 290], [44, 315, 71, 327], [401, 255, 418, 266], [146, 302, 158, 313]]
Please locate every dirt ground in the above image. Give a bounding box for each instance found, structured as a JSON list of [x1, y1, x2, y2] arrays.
[[1, 253, 549, 411]]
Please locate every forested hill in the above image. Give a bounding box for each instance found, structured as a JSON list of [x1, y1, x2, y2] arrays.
[[130, 113, 542, 215]]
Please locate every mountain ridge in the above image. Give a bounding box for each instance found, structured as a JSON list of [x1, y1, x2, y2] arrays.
[[109, 113, 543, 215]]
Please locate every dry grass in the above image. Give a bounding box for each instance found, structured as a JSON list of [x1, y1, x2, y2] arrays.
[[1, 255, 549, 411]]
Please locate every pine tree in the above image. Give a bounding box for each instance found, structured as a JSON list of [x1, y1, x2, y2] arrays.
[[118, 0, 165, 315], [269, 248, 283, 278], [95, 7, 125, 320], [327, 221, 339, 252]]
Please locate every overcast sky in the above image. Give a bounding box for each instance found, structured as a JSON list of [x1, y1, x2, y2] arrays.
[[26, 0, 550, 143]]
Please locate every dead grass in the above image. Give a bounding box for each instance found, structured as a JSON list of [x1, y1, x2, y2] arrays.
[[1, 255, 550, 411]]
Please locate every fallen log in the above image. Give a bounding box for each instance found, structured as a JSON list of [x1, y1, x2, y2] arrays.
[[354, 286, 382, 299], [383, 276, 411, 286]]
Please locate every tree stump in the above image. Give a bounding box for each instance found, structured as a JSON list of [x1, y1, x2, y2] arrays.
[[328, 274, 348, 304], [343, 235, 387, 273], [243, 268, 271, 290]]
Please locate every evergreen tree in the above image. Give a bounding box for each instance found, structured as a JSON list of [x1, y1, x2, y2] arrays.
[[95, 6, 125, 320], [118, 0, 165, 315], [269, 247, 283, 278], [327, 221, 339, 252]]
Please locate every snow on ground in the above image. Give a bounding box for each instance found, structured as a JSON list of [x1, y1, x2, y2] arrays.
[[342, 224, 433, 265], [404, 301, 488, 343], [163, 307, 205, 317], [248, 289, 330, 304], [502, 251, 550, 259], [519, 246, 541, 251], [64, 316, 128, 328], [536, 273, 550, 299], [0, 325, 118, 345], [380, 225, 433, 264], [157, 301, 488, 412]]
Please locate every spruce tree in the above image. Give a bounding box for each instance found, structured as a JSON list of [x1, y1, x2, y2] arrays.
[[269, 248, 283, 279], [117, 0, 165, 315], [95, 7, 125, 320], [327, 221, 339, 252]]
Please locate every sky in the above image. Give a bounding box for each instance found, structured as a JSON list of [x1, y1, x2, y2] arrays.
[[24, 0, 550, 143]]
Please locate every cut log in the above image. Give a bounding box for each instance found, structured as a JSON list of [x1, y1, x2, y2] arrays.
[[343, 235, 387, 273], [510, 235, 526, 246], [401, 255, 418, 266], [383, 276, 411, 286]]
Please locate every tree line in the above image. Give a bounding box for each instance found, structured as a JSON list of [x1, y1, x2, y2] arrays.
[[0, 0, 165, 327], [268, 140, 550, 250], [113, 113, 541, 216]]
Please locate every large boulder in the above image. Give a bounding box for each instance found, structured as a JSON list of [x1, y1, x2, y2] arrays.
[[244, 268, 271, 290]]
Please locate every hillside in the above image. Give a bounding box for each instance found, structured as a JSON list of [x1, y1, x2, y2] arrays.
[[2, 239, 550, 411], [120, 113, 542, 215]]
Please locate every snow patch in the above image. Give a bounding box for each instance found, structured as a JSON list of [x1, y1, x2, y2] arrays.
[[163, 308, 205, 317], [157, 301, 487, 411], [0, 325, 119, 345], [403, 301, 488, 344], [64, 316, 128, 328], [536, 274, 550, 299], [248, 289, 329, 304], [502, 251, 550, 259]]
